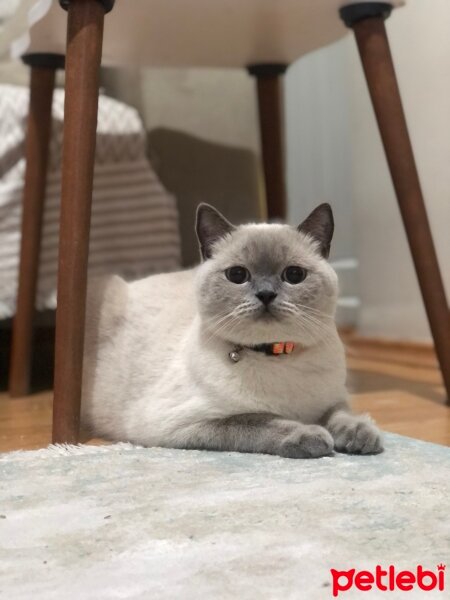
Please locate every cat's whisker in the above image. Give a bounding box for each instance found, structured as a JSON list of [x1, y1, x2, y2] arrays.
[[279, 304, 335, 348], [204, 301, 261, 344], [203, 314, 234, 336], [203, 306, 241, 325], [282, 300, 334, 320], [298, 307, 335, 322], [203, 304, 251, 344], [205, 315, 243, 345], [293, 310, 332, 334], [282, 303, 332, 323], [203, 316, 236, 344], [282, 302, 333, 331], [296, 309, 332, 330], [204, 301, 251, 326], [292, 314, 335, 349]]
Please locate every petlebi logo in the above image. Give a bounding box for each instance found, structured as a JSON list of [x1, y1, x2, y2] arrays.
[[330, 564, 446, 597]]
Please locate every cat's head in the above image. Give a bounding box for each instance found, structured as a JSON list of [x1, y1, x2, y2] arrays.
[[195, 203, 338, 346]]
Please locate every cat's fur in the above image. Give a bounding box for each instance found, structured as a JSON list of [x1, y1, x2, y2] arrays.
[[81, 203, 383, 458]]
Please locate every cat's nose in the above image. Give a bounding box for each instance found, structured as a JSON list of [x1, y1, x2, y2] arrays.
[[256, 290, 277, 306]]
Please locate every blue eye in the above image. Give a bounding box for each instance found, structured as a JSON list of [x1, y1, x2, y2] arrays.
[[225, 266, 250, 284], [282, 266, 307, 284]]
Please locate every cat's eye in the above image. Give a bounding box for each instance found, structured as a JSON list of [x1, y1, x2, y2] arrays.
[[282, 266, 307, 284], [225, 266, 250, 284]]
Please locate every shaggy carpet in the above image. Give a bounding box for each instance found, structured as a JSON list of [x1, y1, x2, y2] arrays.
[[0, 433, 449, 599]]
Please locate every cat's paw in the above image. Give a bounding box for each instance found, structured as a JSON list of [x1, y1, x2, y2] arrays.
[[332, 418, 383, 455], [279, 424, 334, 459]]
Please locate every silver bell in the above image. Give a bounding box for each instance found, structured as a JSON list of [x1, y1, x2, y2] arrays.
[[229, 350, 241, 363]]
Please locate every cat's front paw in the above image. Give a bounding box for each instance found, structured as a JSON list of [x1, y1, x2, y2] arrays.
[[279, 424, 334, 459], [332, 418, 383, 455]]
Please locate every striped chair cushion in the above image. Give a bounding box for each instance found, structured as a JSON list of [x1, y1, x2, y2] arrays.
[[0, 84, 181, 318]]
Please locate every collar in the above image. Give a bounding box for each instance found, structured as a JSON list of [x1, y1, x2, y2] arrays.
[[229, 341, 296, 363]]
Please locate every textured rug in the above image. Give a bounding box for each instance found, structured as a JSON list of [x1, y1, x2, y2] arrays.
[[1, 434, 449, 599]]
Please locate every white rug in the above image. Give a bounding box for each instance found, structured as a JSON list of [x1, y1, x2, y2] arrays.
[[1, 433, 449, 599]]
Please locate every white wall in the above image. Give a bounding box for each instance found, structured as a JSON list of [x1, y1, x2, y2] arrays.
[[285, 0, 450, 342], [101, 67, 259, 153], [285, 41, 354, 257], [284, 39, 359, 326], [348, 0, 450, 341]]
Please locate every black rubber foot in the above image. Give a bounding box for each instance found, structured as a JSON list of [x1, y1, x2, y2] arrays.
[[340, 2, 393, 27], [247, 63, 288, 78], [59, 0, 115, 13], [22, 53, 65, 69]]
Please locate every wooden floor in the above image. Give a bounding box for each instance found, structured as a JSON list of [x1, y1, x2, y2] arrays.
[[1, 335, 449, 452]]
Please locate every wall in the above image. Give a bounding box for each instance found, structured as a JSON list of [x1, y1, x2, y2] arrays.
[[348, 0, 450, 341], [100, 67, 264, 265], [284, 39, 358, 326], [286, 0, 450, 342], [101, 67, 260, 153]]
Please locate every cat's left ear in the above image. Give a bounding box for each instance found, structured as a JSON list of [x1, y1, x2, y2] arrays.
[[196, 203, 236, 260], [297, 203, 334, 259]]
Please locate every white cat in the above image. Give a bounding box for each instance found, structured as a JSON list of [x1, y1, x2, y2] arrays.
[[81, 203, 383, 458]]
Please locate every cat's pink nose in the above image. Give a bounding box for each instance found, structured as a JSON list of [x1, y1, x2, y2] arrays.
[[256, 290, 277, 306]]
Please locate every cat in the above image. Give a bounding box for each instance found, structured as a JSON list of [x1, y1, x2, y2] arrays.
[[81, 203, 383, 458]]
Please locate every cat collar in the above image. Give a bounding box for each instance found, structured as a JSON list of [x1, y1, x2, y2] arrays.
[[229, 342, 295, 363]]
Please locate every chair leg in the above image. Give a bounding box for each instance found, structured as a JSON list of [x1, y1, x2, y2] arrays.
[[341, 4, 450, 402], [9, 57, 60, 397], [52, 0, 108, 444], [248, 64, 288, 220]]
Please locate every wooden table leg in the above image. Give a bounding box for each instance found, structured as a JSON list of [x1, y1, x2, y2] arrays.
[[341, 3, 450, 403], [9, 54, 63, 397], [248, 64, 288, 221], [52, 0, 110, 444]]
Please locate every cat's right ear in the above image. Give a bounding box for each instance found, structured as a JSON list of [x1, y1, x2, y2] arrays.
[[196, 203, 235, 260]]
